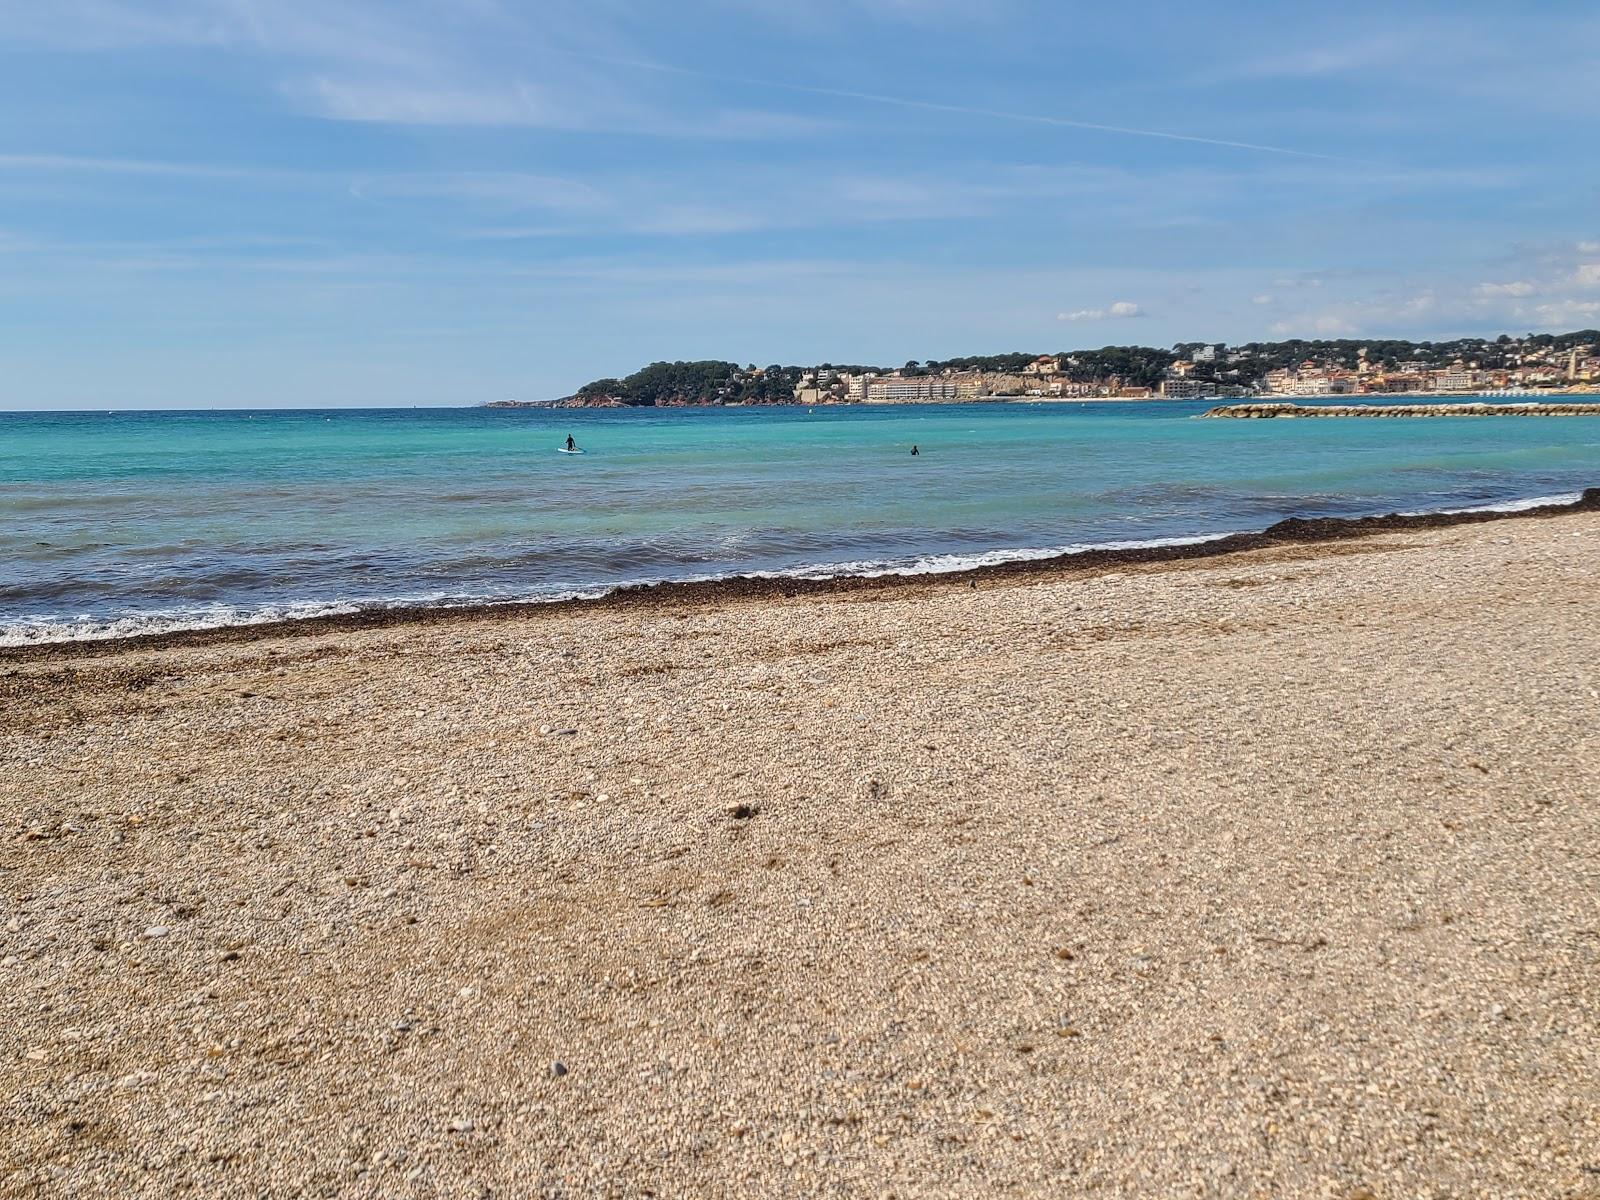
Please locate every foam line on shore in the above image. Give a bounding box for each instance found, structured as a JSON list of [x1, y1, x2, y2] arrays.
[[3, 487, 1597, 657], [1423, 491, 1584, 516]]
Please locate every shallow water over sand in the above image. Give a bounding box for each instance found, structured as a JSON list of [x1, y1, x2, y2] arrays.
[[3, 401, 1598, 642]]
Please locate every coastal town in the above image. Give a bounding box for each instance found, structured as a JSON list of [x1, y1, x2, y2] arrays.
[[502, 330, 1600, 408], [801, 341, 1600, 404]]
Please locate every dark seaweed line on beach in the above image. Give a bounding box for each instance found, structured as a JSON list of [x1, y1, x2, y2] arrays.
[[4, 487, 1597, 662]]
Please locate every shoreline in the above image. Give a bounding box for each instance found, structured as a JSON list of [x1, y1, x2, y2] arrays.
[[6, 486, 1597, 662]]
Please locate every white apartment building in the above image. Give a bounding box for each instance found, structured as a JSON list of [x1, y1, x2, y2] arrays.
[[1289, 374, 1334, 396], [844, 373, 878, 401], [863, 375, 969, 402], [1048, 380, 1096, 398], [1160, 378, 1215, 399]]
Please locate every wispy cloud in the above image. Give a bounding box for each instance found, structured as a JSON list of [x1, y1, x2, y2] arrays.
[[561, 51, 1354, 161], [0, 0, 234, 50], [348, 170, 605, 211], [1059, 301, 1143, 322], [292, 77, 565, 128], [1474, 280, 1536, 299], [1189, 33, 1417, 86], [1268, 314, 1357, 336], [0, 152, 327, 192], [1258, 239, 1600, 338], [0, 0, 823, 139], [287, 73, 824, 137]]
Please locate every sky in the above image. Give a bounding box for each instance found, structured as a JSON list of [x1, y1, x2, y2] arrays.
[[0, 0, 1597, 408]]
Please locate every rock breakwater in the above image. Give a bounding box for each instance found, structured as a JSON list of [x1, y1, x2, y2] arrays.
[[1201, 400, 1600, 418]]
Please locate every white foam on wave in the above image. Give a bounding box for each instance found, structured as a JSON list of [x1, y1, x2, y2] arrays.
[[738, 531, 1237, 582], [4, 490, 1588, 646], [0, 600, 364, 648], [1422, 491, 1583, 516], [0, 587, 618, 647]]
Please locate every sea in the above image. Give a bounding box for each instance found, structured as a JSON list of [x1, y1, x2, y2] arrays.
[[3, 400, 1598, 645]]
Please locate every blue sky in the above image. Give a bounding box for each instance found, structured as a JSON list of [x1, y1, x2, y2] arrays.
[[1, 0, 1597, 408]]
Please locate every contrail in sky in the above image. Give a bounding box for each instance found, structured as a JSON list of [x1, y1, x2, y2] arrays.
[[562, 52, 1349, 162]]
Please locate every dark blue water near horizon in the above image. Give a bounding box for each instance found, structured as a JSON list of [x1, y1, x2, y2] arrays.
[[3, 400, 1597, 643]]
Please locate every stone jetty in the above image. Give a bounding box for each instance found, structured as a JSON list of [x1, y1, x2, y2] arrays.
[[1201, 400, 1600, 419]]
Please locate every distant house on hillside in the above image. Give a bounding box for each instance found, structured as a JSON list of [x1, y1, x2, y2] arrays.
[[1022, 355, 1061, 376]]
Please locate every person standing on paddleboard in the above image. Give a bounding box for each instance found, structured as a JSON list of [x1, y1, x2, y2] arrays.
[[566, 434, 577, 452]]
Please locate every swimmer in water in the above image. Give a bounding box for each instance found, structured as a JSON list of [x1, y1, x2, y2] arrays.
[[910, 444, 920, 456]]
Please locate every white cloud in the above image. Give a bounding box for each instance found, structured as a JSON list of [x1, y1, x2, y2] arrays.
[[1196, 34, 1416, 86], [1474, 280, 1536, 298], [1058, 301, 1143, 322], [721, 0, 1008, 24], [1281, 240, 1600, 338], [1, 0, 824, 139], [293, 77, 558, 127], [1534, 300, 1600, 324], [288, 70, 827, 138], [0, 0, 232, 50], [0, 152, 302, 183], [350, 171, 604, 210], [1268, 314, 1357, 336]]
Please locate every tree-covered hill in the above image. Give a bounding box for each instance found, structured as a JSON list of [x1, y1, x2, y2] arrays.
[[573, 360, 809, 406]]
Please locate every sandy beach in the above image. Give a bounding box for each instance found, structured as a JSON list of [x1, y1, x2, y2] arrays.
[[3, 506, 1598, 1198]]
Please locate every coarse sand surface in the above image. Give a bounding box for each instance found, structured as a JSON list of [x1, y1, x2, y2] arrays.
[[3, 510, 1598, 1197]]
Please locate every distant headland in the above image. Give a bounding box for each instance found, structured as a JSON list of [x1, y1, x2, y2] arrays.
[[483, 330, 1600, 410]]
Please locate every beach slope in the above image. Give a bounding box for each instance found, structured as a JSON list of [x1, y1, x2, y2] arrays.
[[3, 511, 1598, 1197]]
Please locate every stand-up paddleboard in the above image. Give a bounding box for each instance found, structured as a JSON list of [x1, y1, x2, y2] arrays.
[[557, 446, 585, 455]]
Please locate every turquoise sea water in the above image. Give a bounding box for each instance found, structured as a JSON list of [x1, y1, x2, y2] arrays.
[[3, 401, 1598, 643]]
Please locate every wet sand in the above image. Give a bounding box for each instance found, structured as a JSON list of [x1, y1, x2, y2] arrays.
[[3, 506, 1598, 1197]]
